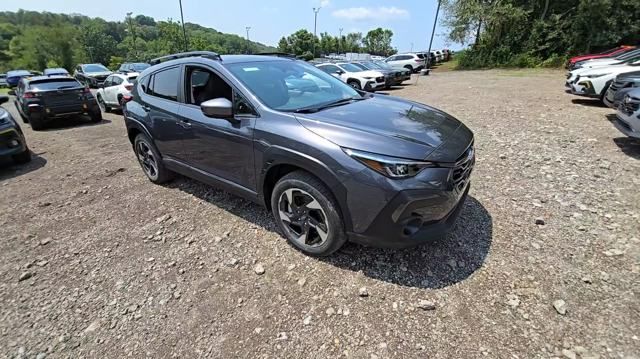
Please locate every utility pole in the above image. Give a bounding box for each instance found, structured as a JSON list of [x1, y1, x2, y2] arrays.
[[416, 0, 441, 85], [338, 27, 343, 54], [178, 0, 188, 51], [312, 7, 320, 57], [126, 12, 137, 60], [245, 26, 251, 54]]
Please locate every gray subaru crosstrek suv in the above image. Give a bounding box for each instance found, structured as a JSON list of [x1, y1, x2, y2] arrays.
[[124, 51, 475, 256]]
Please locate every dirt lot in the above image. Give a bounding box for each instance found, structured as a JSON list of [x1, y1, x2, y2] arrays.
[[1, 70, 639, 359]]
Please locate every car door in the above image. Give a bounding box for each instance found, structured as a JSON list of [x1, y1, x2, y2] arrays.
[[101, 76, 113, 103], [139, 66, 189, 160], [107, 76, 123, 104], [177, 64, 257, 192]]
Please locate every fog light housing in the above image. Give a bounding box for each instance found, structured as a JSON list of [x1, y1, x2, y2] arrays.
[[8, 139, 20, 148]]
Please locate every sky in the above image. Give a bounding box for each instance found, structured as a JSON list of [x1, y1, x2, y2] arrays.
[[2, 0, 460, 52]]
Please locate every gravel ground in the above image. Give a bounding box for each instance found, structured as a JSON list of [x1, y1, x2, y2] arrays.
[[1, 69, 638, 359]]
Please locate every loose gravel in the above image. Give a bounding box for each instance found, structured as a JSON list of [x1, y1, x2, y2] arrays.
[[0, 69, 638, 358]]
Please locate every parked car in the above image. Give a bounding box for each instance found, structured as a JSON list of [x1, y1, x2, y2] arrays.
[[0, 74, 7, 88], [384, 53, 427, 73], [124, 51, 475, 256], [568, 45, 636, 69], [315, 62, 385, 91], [95, 72, 139, 112], [370, 55, 385, 61], [0, 95, 30, 164], [353, 61, 408, 87], [11, 75, 101, 130], [372, 61, 412, 82], [566, 51, 640, 87], [118, 62, 151, 73], [568, 60, 640, 103], [73, 63, 113, 88], [613, 88, 640, 140], [44, 68, 70, 76], [6, 70, 31, 87], [570, 48, 640, 71], [603, 71, 640, 108]]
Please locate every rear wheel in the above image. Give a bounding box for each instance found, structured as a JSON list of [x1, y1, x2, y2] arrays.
[[133, 133, 174, 184], [29, 113, 45, 131], [89, 107, 102, 123], [347, 80, 362, 90], [12, 147, 31, 164], [404, 65, 414, 73], [271, 171, 347, 256]]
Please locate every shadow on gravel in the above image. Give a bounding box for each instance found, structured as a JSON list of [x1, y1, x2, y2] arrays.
[[323, 196, 492, 289], [571, 98, 606, 107], [40, 116, 112, 131], [170, 176, 492, 289], [0, 152, 47, 180], [612, 137, 640, 160]]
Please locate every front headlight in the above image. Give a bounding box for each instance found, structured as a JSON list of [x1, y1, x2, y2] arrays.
[[344, 148, 435, 178], [362, 76, 374, 80], [584, 73, 607, 78]]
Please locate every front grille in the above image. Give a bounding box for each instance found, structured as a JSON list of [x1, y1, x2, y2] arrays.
[[451, 145, 475, 192], [376, 76, 385, 83], [620, 100, 639, 115]]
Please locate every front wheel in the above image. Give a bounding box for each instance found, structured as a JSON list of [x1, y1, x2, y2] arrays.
[[97, 94, 111, 113], [133, 133, 174, 184], [347, 80, 362, 90], [271, 171, 347, 256], [12, 147, 31, 164]]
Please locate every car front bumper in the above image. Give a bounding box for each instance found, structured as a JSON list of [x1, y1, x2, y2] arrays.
[[614, 106, 640, 139], [570, 80, 598, 98], [0, 127, 27, 157]]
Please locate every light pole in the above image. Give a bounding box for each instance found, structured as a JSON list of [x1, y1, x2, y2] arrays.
[[312, 7, 321, 57], [126, 12, 137, 60], [338, 27, 343, 54], [245, 26, 251, 54], [416, 0, 441, 85], [178, 0, 188, 51]]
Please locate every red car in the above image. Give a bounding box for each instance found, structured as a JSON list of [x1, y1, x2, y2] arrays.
[[568, 46, 635, 67]]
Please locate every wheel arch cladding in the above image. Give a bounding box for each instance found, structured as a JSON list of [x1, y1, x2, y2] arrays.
[[260, 149, 352, 232]]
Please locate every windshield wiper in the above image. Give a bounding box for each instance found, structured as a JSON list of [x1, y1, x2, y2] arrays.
[[294, 97, 366, 113]]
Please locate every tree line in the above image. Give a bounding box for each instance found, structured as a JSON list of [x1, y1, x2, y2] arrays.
[[0, 10, 276, 72], [442, 0, 640, 68], [277, 28, 396, 60]]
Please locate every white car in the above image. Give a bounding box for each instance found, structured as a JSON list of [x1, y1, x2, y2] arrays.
[[568, 61, 640, 102], [95, 72, 139, 112], [572, 48, 640, 70], [385, 53, 427, 73], [315, 63, 385, 91], [613, 88, 640, 139]]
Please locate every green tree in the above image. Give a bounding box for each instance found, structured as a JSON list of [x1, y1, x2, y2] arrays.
[[363, 28, 395, 56]]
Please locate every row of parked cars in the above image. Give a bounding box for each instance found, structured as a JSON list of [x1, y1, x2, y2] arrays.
[[565, 45, 640, 140]]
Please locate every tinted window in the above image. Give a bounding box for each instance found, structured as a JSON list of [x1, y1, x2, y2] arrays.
[[82, 64, 109, 72], [29, 79, 82, 91], [149, 67, 179, 101], [338, 63, 363, 72], [112, 77, 124, 85], [138, 75, 151, 94], [318, 64, 340, 73], [186, 67, 231, 105], [352, 63, 368, 70]]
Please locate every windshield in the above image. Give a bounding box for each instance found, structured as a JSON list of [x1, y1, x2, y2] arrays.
[[615, 49, 640, 60], [7, 70, 30, 77], [131, 63, 150, 71], [351, 63, 369, 70], [373, 61, 392, 70], [338, 63, 364, 72], [82, 64, 109, 73], [29, 79, 82, 91], [226, 60, 361, 112]]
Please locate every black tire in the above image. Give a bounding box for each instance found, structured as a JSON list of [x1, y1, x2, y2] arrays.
[[97, 94, 111, 113], [271, 170, 347, 256], [14, 102, 27, 123], [347, 80, 362, 90], [29, 113, 45, 131], [89, 107, 102, 123], [404, 65, 414, 73], [599, 83, 611, 104], [12, 147, 31, 164], [133, 133, 174, 184]]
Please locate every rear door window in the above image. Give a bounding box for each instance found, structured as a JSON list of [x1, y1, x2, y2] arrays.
[[149, 67, 179, 101]]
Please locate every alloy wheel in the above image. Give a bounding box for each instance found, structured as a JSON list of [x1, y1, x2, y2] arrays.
[[136, 141, 158, 180], [97, 95, 106, 112], [278, 188, 330, 248]]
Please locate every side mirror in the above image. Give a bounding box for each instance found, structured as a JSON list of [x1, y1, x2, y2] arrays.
[[0, 95, 8, 105], [335, 70, 344, 75], [8, 90, 15, 96], [201, 98, 233, 118]]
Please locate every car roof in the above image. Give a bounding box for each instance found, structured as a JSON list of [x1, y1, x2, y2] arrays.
[[25, 75, 78, 83], [7, 70, 31, 75], [44, 68, 68, 72]]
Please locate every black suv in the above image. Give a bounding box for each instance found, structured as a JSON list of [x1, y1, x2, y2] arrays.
[[74, 63, 113, 88], [11, 76, 101, 130], [125, 51, 475, 256], [0, 95, 31, 164]]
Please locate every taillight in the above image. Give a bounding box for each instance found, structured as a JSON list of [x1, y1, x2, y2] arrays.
[[23, 92, 35, 98], [121, 95, 133, 104], [125, 84, 133, 91]]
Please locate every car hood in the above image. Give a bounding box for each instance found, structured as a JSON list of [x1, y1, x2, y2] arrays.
[[357, 70, 384, 78], [580, 64, 640, 76], [86, 71, 112, 77], [295, 95, 473, 162]]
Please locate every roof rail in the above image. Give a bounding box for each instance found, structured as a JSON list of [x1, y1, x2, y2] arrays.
[[149, 51, 222, 65], [256, 52, 297, 59]]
